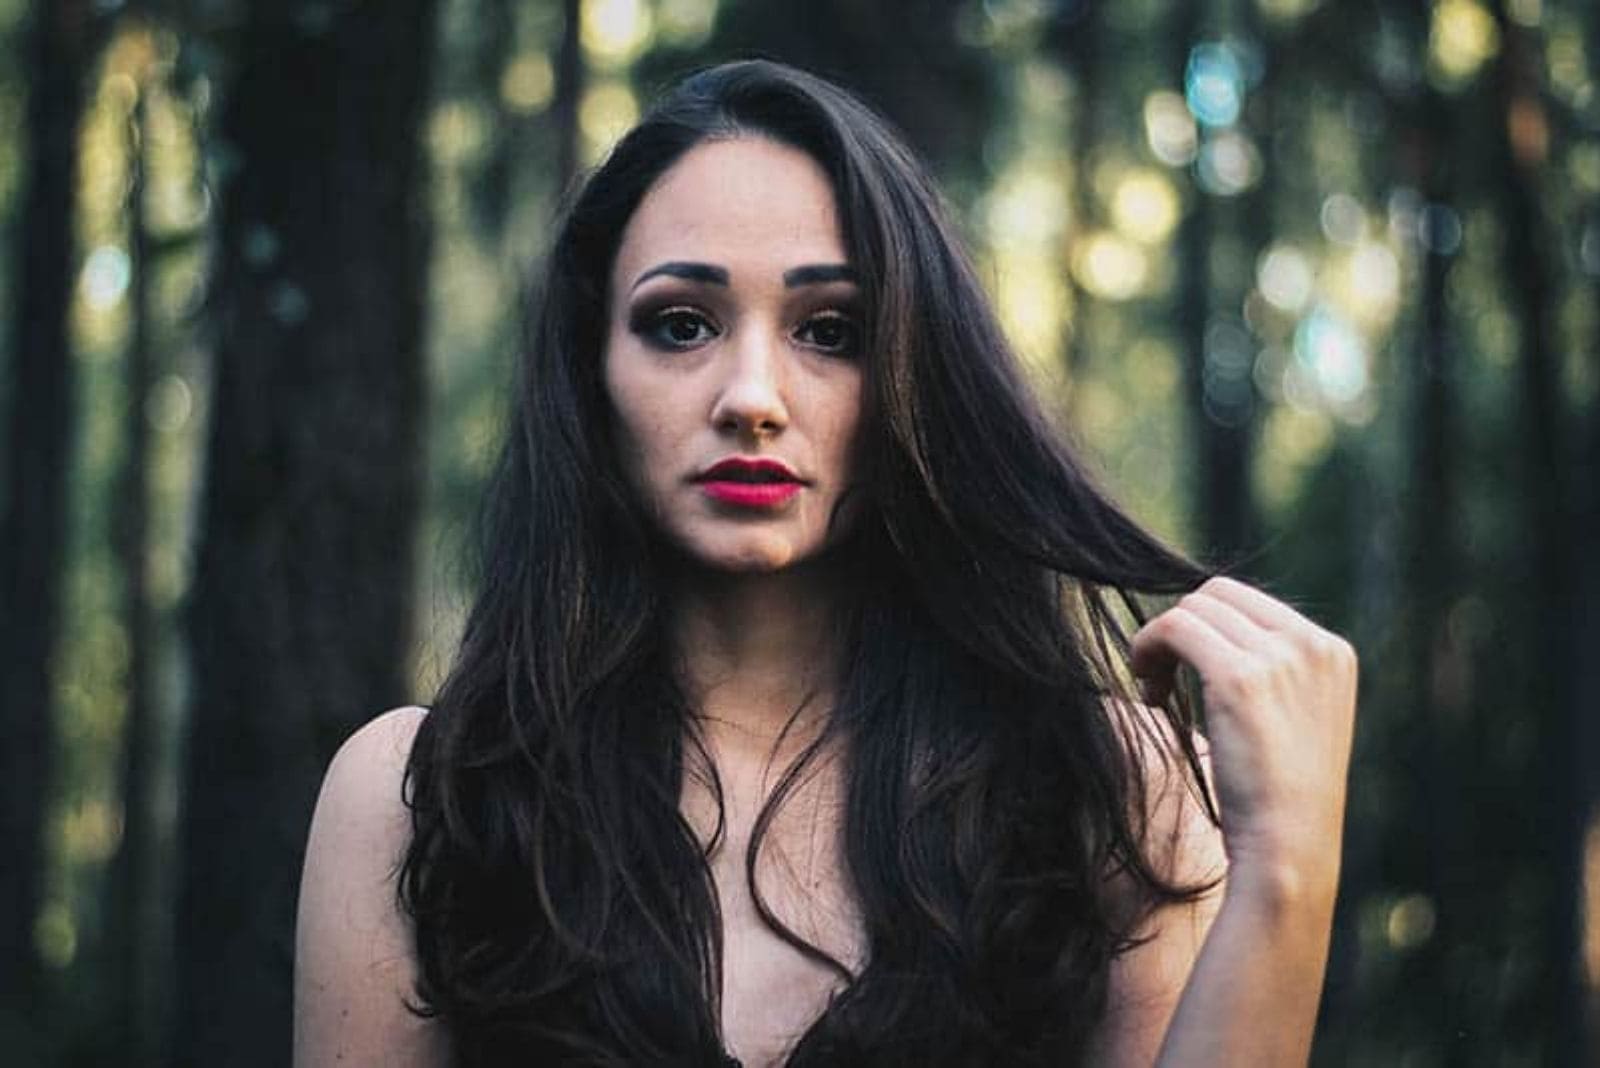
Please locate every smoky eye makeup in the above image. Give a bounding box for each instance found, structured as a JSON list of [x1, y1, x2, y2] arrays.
[[796, 309, 863, 356], [623, 289, 867, 355], [635, 307, 717, 349], [626, 278, 718, 321]]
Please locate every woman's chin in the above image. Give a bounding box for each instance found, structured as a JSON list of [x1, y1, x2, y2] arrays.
[[708, 545, 800, 573], [680, 534, 812, 575], [658, 521, 852, 577]]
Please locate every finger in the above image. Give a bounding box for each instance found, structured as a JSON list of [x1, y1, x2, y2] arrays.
[[1130, 607, 1245, 706], [1198, 575, 1310, 634], [1177, 588, 1274, 651]]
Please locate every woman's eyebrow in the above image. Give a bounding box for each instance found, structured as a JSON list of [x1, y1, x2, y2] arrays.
[[782, 264, 859, 287], [630, 261, 859, 291], [632, 261, 727, 290]]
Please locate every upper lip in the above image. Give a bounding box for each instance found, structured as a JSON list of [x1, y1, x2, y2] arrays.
[[694, 456, 807, 484]]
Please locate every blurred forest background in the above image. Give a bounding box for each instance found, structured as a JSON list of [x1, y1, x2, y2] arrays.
[[1, 0, 1597, 1065]]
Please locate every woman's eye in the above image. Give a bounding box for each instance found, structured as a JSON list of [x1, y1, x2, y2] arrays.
[[637, 308, 716, 349], [798, 313, 860, 356]]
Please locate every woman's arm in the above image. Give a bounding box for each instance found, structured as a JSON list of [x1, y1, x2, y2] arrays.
[[293, 705, 450, 1067], [1088, 576, 1358, 1066], [1084, 728, 1228, 1066]]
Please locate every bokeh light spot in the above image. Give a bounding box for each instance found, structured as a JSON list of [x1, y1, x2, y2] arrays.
[[59, 797, 122, 863], [1144, 90, 1198, 167], [1294, 305, 1369, 411], [1257, 244, 1315, 313], [1386, 894, 1437, 949], [656, 0, 718, 48], [428, 99, 489, 166], [1419, 203, 1463, 256], [579, 81, 639, 162], [1073, 232, 1149, 301], [1202, 317, 1257, 427], [581, 0, 653, 66], [1508, 93, 1548, 167], [985, 166, 1069, 248], [1346, 241, 1401, 321], [1111, 169, 1180, 244], [1196, 130, 1261, 196], [500, 53, 554, 114], [1185, 43, 1245, 128], [995, 255, 1066, 375], [269, 281, 309, 326], [1319, 192, 1366, 245], [1547, 28, 1588, 101], [1429, 0, 1499, 86], [1568, 143, 1600, 197], [1582, 224, 1600, 277], [81, 246, 131, 310], [242, 223, 279, 267], [147, 373, 193, 432]]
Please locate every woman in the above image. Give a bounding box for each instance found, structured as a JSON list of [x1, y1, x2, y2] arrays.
[[294, 59, 1357, 1067]]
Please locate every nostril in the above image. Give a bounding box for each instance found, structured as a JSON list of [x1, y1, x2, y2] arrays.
[[712, 394, 788, 436]]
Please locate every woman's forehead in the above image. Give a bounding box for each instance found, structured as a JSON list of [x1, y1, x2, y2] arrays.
[[611, 138, 848, 290]]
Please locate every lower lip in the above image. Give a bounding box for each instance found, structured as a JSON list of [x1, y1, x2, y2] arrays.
[[699, 480, 803, 508]]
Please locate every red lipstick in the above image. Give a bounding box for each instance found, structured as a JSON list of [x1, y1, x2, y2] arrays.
[[694, 457, 805, 509]]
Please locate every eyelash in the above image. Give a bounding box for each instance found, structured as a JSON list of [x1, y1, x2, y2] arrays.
[[631, 305, 862, 358]]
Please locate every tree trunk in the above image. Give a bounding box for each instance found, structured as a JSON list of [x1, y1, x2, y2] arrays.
[[660, 0, 996, 186], [1211, 2, 1272, 570], [174, 3, 437, 1064], [552, 0, 583, 194], [1053, 0, 1099, 398], [1406, 64, 1471, 1068], [0, 3, 96, 1055], [470, 0, 517, 238], [1484, 2, 1582, 1062], [1169, 0, 1244, 565], [1583, 5, 1600, 1054]]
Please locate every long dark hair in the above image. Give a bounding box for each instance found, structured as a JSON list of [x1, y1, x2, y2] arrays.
[[399, 58, 1218, 1067]]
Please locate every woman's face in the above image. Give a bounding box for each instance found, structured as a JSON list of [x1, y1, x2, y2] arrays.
[[603, 136, 866, 573]]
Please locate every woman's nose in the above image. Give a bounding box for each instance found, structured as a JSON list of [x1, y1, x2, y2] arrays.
[[710, 326, 789, 437]]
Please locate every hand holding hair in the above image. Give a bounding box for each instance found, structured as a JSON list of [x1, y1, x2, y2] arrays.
[[1130, 575, 1358, 893], [1127, 575, 1358, 1065]]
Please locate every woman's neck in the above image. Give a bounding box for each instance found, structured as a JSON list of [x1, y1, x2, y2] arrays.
[[667, 561, 849, 761]]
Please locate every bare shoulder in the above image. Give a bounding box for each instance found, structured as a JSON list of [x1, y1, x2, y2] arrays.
[[323, 705, 429, 810], [294, 705, 447, 1068], [1086, 698, 1228, 1067], [300, 706, 428, 887]]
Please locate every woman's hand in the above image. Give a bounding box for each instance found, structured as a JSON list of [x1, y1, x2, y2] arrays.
[[1129, 576, 1358, 900]]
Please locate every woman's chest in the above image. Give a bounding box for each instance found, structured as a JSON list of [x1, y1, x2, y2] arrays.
[[682, 753, 865, 1067]]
